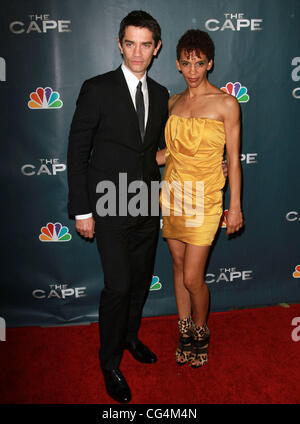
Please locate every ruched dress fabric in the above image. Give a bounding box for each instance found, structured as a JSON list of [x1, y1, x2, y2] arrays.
[[160, 114, 226, 246]]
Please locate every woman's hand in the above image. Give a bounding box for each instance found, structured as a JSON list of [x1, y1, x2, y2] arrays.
[[226, 209, 244, 235]]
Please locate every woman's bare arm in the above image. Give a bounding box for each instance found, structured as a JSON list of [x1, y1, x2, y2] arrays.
[[223, 95, 244, 235]]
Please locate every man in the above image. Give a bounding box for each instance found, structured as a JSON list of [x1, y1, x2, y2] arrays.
[[67, 11, 169, 403]]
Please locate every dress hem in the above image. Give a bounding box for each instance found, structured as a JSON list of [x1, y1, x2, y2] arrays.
[[162, 235, 212, 247]]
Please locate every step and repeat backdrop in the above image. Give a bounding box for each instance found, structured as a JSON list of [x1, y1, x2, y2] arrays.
[[1, 0, 299, 327]]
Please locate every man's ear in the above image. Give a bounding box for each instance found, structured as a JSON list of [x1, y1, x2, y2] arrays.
[[117, 38, 123, 55], [153, 40, 162, 56]]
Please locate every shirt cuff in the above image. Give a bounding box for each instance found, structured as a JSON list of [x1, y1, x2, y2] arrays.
[[75, 213, 93, 220]]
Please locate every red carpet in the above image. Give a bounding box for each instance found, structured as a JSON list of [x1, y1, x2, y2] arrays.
[[0, 304, 300, 404]]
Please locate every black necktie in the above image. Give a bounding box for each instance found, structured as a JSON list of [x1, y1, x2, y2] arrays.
[[135, 81, 145, 141]]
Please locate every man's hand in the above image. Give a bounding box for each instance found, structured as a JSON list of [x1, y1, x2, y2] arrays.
[[75, 217, 95, 239], [156, 148, 166, 166]]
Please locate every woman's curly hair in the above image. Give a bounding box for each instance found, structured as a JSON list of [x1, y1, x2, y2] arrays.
[[176, 29, 215, 62]]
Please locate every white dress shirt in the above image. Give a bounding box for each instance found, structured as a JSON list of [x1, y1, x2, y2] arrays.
[[76, 63, 149, 220], [121, 62, 149, 126]]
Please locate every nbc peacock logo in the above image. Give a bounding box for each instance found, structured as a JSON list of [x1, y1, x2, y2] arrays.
[[221, 82, 249, 103], [150, 275, 162, 291], [28, 87, 63, 109], [39, 222, 72, 242]]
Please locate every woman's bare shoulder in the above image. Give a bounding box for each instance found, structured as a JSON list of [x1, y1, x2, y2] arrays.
[[168, 92, 184, 111], [218, 92, 240, 123], [221, 92, 239, 113], [209, 87, 239, 113]]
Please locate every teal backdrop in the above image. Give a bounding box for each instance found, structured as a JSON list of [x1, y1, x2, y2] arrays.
[[1, 0, 300, 326]]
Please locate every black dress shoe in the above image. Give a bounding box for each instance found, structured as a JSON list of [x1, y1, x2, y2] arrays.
[[102, 368, 131, 403], [125, 340, 157, 364]]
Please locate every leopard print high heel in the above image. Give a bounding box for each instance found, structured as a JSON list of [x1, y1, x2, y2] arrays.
[[190, 323, 210, 368], [176, 316, 194, 365]]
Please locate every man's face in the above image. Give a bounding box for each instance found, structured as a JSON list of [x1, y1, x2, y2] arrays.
[[118, 25, 161, 78]]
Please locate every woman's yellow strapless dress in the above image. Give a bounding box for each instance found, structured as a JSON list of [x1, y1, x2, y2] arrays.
[[160, 114, 226, 246]]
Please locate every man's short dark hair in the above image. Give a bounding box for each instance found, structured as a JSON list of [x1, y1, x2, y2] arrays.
[[119, 10, 161, 47], [176, 29, 215, 62]]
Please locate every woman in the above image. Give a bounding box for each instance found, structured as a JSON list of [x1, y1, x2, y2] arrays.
[[159, 30, 243, 368]]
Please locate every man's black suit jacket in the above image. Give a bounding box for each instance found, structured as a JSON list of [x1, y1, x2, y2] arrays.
[[67, 66, 169, 217]]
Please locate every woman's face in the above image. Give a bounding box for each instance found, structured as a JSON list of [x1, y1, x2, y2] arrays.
[[176, 49, 213, 88]]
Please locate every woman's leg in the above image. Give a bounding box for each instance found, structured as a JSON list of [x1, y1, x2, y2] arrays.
[[167, 239, 190, 319], [167, 238, 193, 364], [183, 244, 210, 326], [183, 244, 211, 367]]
